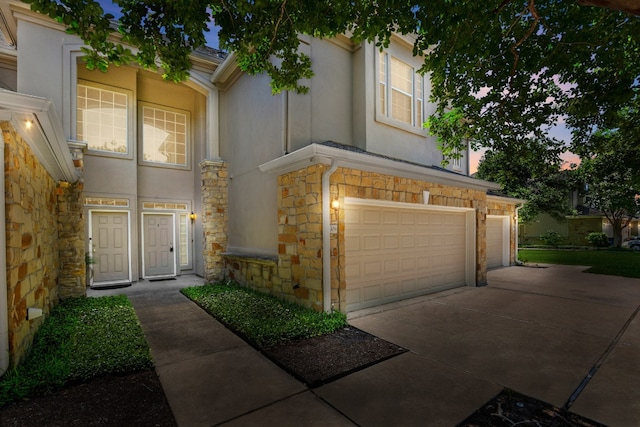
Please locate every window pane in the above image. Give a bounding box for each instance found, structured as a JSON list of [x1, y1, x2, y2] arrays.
[[142, 106, 188, 166], [391, 89, 412, 124], [390, 57, 414, 125], [77, 84, 128, 154], [391, 57, 413, 94], [179, 214, 188, 266], [379, 53, 387, 116]]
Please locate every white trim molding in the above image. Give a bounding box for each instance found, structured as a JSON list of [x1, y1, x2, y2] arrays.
[[0, 89, 78, 182]]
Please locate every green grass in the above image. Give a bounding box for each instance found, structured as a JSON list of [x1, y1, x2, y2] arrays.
[[518, 249, 640, 278], [0, 295, 152, 407], [181, 283, 347, 348]]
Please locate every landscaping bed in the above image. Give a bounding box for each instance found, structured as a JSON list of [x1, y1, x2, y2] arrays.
[[181, 283, 407, 387]]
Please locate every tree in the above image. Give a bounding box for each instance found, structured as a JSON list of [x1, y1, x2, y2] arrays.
[[577, 104, 640, 247], [475, 140, 573, 223], [22, 0, 640, 166]]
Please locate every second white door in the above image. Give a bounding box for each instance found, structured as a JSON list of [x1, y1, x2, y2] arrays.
[[143, 214, 176, 278]]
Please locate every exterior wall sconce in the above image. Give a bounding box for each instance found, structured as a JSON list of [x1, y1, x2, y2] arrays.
[[190, 212, 196, 222], [331, 199, 340, 210]]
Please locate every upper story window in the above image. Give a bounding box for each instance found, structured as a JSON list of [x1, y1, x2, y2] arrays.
[[140, 104, 190, 169], [77, 83, 129, 156], [378, 52, 425, 130], [452, 148, 463, 171]]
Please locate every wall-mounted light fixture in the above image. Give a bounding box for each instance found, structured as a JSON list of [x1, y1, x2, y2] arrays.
[[190, 212, 196, 222], [331, 199, 340, 210], [24, 119, 34, 130]]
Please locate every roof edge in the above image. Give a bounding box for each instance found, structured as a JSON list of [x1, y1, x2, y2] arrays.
[[259, 143, 502, 192]]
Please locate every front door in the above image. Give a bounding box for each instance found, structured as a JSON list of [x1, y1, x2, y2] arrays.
[[91, 211, 131, 284], [143, 214, 176, 278]]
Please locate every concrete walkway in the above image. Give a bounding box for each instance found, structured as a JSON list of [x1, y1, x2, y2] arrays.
[[89, 266, 640, 426]]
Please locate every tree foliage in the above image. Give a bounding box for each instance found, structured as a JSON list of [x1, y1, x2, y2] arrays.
[[22, 0, 640, 165], [475, 141, 573, 222], [577, 106, 640, 247]]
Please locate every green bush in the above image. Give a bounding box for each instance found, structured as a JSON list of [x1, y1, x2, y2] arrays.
[[586, 232, 610, 248], [182, 282, 347, 348], [0, 296, 152, 407], [539, 230, 564, 248]]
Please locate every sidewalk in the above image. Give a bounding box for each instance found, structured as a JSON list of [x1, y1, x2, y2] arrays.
[[89, 266, 640, 426], [91, 277, 352, 426]]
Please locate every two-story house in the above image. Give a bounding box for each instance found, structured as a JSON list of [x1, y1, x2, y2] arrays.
[[0, 1, 521, 370]]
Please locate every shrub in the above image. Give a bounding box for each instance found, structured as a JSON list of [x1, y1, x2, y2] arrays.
[[539, 230, 564, 248], [586, 232, 610, 248]]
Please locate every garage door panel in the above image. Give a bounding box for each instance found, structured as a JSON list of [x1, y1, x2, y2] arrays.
[[363, 209, 381, 224], [383, 211, 399, 224], [346, 202, 470, 311]]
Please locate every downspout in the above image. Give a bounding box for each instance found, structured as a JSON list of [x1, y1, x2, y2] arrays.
[[515, 204, 523, 265], [322, 159, 339, 313], [282, 90, 290, 155], [0, 131, 9, 375]]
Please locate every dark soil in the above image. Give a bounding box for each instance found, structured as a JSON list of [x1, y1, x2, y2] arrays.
[[265, 326, 407, 387], [0, 370, 176, 427], [458, 389, 606, 427]]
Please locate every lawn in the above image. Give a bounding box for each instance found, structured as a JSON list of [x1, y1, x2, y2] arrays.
[[0, 295, 152, 407], [181, 282, 347, 348], [518, 249, 640, 278]]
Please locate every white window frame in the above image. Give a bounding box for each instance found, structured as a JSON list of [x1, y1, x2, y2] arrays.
[[376, 51, 426, 134], [138, 102, 191, 170], [452, 147, 463, 171], [76, 80, 134, 159]]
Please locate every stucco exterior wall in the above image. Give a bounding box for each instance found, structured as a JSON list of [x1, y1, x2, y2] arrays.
[[3, 122, 60, 367], [218, 71, 282, 256]]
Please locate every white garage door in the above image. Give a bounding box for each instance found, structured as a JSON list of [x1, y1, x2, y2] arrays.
[[486, 216, 508, 269], [344, 199, 473, 312]]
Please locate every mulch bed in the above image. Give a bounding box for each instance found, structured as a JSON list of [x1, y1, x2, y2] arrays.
[[458, 389, 606, 427], [0, 370, 176, 427], [264, 326, 408, 387]]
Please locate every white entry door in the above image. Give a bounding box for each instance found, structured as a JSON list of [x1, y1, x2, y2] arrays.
[[91, 211, 131, 284], [143, 214, 176, 278], [487, 216, 510, 269]]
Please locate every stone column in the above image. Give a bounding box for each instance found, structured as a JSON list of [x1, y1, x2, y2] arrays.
[[201, 159, 228, 282], [57, 181, 85, 298]]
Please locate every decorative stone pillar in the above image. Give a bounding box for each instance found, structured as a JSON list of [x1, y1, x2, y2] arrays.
[[201, 159, 228, 282], [56, 141, 87, 298], [57, 181, 85, 298]]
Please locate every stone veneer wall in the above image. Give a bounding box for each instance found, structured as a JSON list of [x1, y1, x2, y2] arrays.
[[3, 122, 58, 367], [201, 160, 228, 282], [244, 165, 490, 312], [487, 199, 519, 264], [57, 181, 85, 298]]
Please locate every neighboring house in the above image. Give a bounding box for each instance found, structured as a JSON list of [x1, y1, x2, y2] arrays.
[[0, 1, 521, 372], [519, 189, 639, 246]]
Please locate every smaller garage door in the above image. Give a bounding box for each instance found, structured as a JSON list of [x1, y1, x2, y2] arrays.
[[486, 216, 509, 269], [344, 199, 475, 311]]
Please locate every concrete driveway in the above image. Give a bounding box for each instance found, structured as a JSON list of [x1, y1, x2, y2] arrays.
[[324, 265, 640, 426], [93, 265, 640, 426]]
